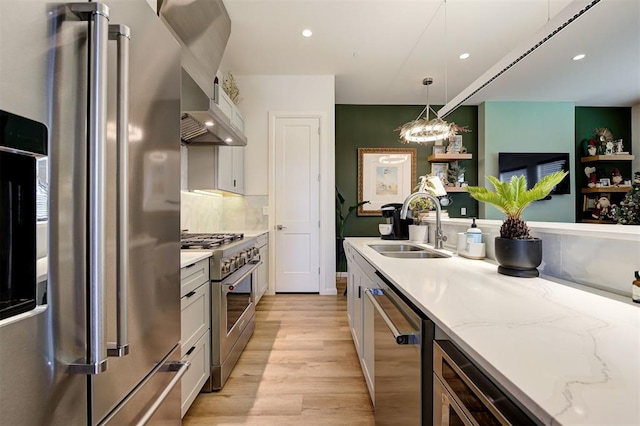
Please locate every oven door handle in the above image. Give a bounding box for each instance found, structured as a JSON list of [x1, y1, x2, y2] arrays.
[[221, 261, 262, 293]]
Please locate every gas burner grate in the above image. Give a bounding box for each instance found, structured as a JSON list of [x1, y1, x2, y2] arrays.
[[180, 233, 244, 249]]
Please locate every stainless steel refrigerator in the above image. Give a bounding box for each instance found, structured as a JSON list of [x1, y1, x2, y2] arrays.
[[0, 0, 184, 424]]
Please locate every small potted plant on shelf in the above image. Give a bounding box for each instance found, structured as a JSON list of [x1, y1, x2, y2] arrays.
[[466, 171, 568, 278]]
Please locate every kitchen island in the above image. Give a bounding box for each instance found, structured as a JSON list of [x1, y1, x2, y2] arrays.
[[345, 237, 640, 426]]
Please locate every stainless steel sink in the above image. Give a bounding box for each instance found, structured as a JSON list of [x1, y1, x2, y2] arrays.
[[368, 243, 450, 259], [379, 251, 450, 259], [368, 244, 425, 252]]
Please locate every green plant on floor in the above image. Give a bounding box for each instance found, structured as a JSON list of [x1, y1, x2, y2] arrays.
[[466, 171, 568, 239], [335, 187, 369, 239]]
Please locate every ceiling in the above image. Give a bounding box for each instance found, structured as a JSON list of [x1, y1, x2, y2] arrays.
[[220, 0, 639, 110]]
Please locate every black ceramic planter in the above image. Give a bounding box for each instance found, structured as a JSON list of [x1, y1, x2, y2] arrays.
[[494, 237, 542, 278]]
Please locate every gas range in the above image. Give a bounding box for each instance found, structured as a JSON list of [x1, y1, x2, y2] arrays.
[[181, 233, 259, 281], [180, 233, 244, 249]]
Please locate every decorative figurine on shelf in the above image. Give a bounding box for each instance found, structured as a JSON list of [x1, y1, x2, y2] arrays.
[[587, 139, 598, 156], [615, 139, 625, 154], [605, 140, 615, 155], [592, 196, 617, 221], [616, 171, 640, 225], [593, 127, 614, 155], [584, 166, 597, 187], [611, 168, 624, 186]]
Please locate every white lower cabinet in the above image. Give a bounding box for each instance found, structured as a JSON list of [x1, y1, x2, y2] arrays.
[[180, 258, 211, 418], [344, 241, 377, 403], [180, 332, 210, 417]]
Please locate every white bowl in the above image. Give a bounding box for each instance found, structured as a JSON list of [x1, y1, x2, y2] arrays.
[[379, 224, 393, 235]]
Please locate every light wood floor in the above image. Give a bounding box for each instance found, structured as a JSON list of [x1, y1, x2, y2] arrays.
[[182, 279, 375, 425]]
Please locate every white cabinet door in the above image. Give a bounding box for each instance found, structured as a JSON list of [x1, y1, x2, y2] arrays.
[[217, 146, 244, 194], [362, 274, 378, 403]]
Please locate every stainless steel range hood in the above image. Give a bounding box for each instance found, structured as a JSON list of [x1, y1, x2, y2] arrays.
[[180, 69, 247, 146], [181, 106, 247, 146], [159, 0, 230, 100]]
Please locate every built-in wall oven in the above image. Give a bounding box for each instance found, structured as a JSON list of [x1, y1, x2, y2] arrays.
[[0, 110, 47, 320], [433, 340, 535, 425]]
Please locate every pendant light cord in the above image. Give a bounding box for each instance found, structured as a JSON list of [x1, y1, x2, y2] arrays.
[[444, 0, 448, 107]]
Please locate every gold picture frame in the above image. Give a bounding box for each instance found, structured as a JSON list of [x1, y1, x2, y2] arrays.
[[357, 148, 417, 216]]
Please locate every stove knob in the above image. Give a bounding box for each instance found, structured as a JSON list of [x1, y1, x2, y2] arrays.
[[222, 261, 230, 274]]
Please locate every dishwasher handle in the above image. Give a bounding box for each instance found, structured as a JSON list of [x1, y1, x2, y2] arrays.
[[365, 288, 418, 345]]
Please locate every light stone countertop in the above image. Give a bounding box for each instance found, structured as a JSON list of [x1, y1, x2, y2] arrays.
[[345, 237, 640, 426], [180, 251, 212, 269]]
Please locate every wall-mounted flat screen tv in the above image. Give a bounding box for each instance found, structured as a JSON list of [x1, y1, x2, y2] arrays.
[[498, 152, 570, 195]]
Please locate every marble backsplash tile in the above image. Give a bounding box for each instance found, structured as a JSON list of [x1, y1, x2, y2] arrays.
[[180, 191, 223, 232], [180, 191, 268, 232]]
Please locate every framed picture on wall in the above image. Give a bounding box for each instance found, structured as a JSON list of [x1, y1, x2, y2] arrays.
[[357, 148, 417, 216], [430, 163, 448, 182], [432, 146, 445, 155]]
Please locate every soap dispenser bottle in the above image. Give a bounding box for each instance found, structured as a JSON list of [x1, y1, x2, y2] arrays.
[[466, 218, 482, 249]]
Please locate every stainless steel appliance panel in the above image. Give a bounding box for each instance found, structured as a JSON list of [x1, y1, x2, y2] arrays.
[[91, 0, 182, 422], [100, 344, 187, 425], [368, 272, 434, 426], [0, 1, 183, 424], [433, 341, 536, 426], [0, 1, 90, 424]]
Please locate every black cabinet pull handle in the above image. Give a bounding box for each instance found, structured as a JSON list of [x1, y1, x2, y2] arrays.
[[186, 346, 196, 356], [185, 291, 196, 298], [185, 263, 195, 268]]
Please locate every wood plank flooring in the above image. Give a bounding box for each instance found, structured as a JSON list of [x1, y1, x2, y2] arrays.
[[183, 279, 375, 425]]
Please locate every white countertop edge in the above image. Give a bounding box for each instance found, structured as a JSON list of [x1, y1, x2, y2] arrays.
[[180, 251, 212, 268], [345, 237, 640, 426]]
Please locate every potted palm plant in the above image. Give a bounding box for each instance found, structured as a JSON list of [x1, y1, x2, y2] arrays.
[[466, 171, 568, 278]]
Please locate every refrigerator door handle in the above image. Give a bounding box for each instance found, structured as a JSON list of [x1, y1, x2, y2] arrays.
[[135, 361, 190, 426], [67, 2, 110, 375], [107, 24, 131, 358]]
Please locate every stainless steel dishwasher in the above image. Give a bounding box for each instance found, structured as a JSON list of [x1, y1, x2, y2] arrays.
[[365, 272, 434, 425]]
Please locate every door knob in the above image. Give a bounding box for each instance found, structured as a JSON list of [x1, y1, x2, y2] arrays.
[[277, 225, 286, 230]]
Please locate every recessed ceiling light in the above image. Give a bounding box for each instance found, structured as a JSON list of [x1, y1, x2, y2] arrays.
[[225, 138, 233, 143], [204, 121, 214, 127], [573, 54, 586, 61], [459, 53, 470, 60], [301, 29, 313, 38]]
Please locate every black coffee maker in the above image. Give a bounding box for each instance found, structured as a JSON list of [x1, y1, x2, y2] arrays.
[[380, 203, 410, 240]]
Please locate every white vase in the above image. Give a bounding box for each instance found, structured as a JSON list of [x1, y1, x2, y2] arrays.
[[409, 224, 428, 243]]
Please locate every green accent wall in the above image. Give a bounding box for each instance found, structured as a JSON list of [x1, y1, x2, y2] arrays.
[[575, 107, 633, 221], [335, 104, 479, 239], [479, 102, 576, 223]]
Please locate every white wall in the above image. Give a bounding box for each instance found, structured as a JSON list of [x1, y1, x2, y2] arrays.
[[234, 75, 337, 295]]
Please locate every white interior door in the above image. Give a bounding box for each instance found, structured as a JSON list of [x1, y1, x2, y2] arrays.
[[274, 116, 320, 293]]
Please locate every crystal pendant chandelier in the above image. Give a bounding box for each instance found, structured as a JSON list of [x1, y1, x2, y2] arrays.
[[398, 77, 452, 144]]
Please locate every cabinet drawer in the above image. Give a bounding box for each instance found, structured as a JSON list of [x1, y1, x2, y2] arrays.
[[180, 258, 209, 297], [181, 332, 210, 418], [181, 283, 210, 354]]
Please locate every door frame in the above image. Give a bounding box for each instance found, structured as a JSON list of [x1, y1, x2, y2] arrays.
[[268, 111, 336, 295]]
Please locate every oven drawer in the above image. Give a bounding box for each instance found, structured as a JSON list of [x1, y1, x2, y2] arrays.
[[181, 282, 210, 355], [181, 331, 210, 418], [180, 258, 210, 297]]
